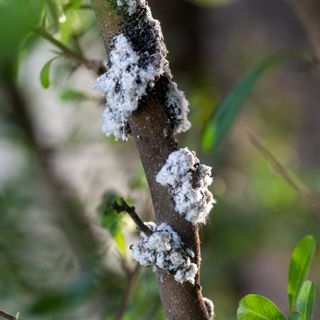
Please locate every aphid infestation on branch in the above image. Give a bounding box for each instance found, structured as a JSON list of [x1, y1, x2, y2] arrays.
[[92, 0, 215, 318], [157, 148, 215, 225], [94, 0, 190, 141], [130, 222, 198, 285]]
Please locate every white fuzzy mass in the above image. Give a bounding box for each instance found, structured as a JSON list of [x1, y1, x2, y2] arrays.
[[93, 34, 163, 140], [130, 222, 198, 285], [156, 148, 215, 225], [93, 1, 192, 141], [116, 0, 145, 16], [165, 82, 191, 134], [203, 297, 215, 319]]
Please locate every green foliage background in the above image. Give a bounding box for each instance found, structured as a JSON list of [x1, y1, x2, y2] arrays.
[[1, 0, 320, 319]]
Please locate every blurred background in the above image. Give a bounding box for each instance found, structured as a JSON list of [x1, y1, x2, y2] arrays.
[[1, 0, 320, 319]]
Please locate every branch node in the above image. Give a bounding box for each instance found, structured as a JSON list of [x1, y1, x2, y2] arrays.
[[109, 198, 153, 236]]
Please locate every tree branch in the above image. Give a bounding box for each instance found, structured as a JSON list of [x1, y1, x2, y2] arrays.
[[114, 264, 140, 320], [90, 1, 210, 319], [286, 0, 320, 62], [109, 198, 153, 236], [0, 309, 19, 320], [247, 131, 320, 216], [35, 29, 106, 75], [129, 91, 209, 320]]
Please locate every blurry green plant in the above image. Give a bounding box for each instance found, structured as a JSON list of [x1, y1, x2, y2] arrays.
[[40, 56, 60, 88], [201, 50, 309, 151], [29, 272, 95, 315], [37, 0, 102, 88], [0, 0, 45, 68], [128, 166, 148, 191], [98, 191, 128, 256], [237, 235, 316, 320], [59, 87, 93, 102], [1, 1, 320, 320], [0, 0, 99, 88]]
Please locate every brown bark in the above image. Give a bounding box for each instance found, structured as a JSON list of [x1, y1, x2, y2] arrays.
[[129, 94, 209, 320], [287, 0, 320, 61], [90, 1, 210, 319]]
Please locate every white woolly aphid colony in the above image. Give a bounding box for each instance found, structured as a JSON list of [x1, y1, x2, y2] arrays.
[[116, 0, 145, 16], [93, 33, 162, 140], [93, 0, 190, 141], [94, 0, 215, 287], [203, 297, 215, 318], [130, 222, 198, 285], [156, 148, 215, 225]]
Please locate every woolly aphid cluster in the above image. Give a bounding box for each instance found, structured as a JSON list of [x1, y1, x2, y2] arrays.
[[156, 148, 215, 225], [95, 0, 214, 289], [130, 222, 198, 285], [93, 0, 190, 141], [203, 297, 215, 319], [116, 0, 145, 16], [93, 34, 161, 140]]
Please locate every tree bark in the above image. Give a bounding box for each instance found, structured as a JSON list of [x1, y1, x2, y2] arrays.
[[91, 1, 210, 319], [129, 93, 208, 320]]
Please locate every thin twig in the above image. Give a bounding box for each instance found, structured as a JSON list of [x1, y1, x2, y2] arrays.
[[63, 3, 93, 11], [114, 264, 140, 320], [34, 29, 106, 75], [0, 309, 19, 320], [109, 199, 153, 236], [247, 131, 320, 216], [117, 252, 132, 277]]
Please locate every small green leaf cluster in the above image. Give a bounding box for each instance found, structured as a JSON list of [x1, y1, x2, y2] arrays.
[[44, 0, 84, 43], [237, 235, 316, 320], [97, 191, 130, 256], [38, 0, 94, 89]]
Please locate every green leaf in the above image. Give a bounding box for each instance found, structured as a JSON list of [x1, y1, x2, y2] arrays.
[[0, 0, 45, 66], [40, 57, 58, 89], [58, 10, 78, 44], [70, 0, 82, 10], [98, 191, 127, 256], [45, 0, 64, 30], [60, 88, 89, 102], [289, 313, 302, 320], [288, 236, 316, 312], [114, 231, 126, 256], [295, 280, 315, 320], [201, 50, 308, 151], [237, 294, 286, 320]]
